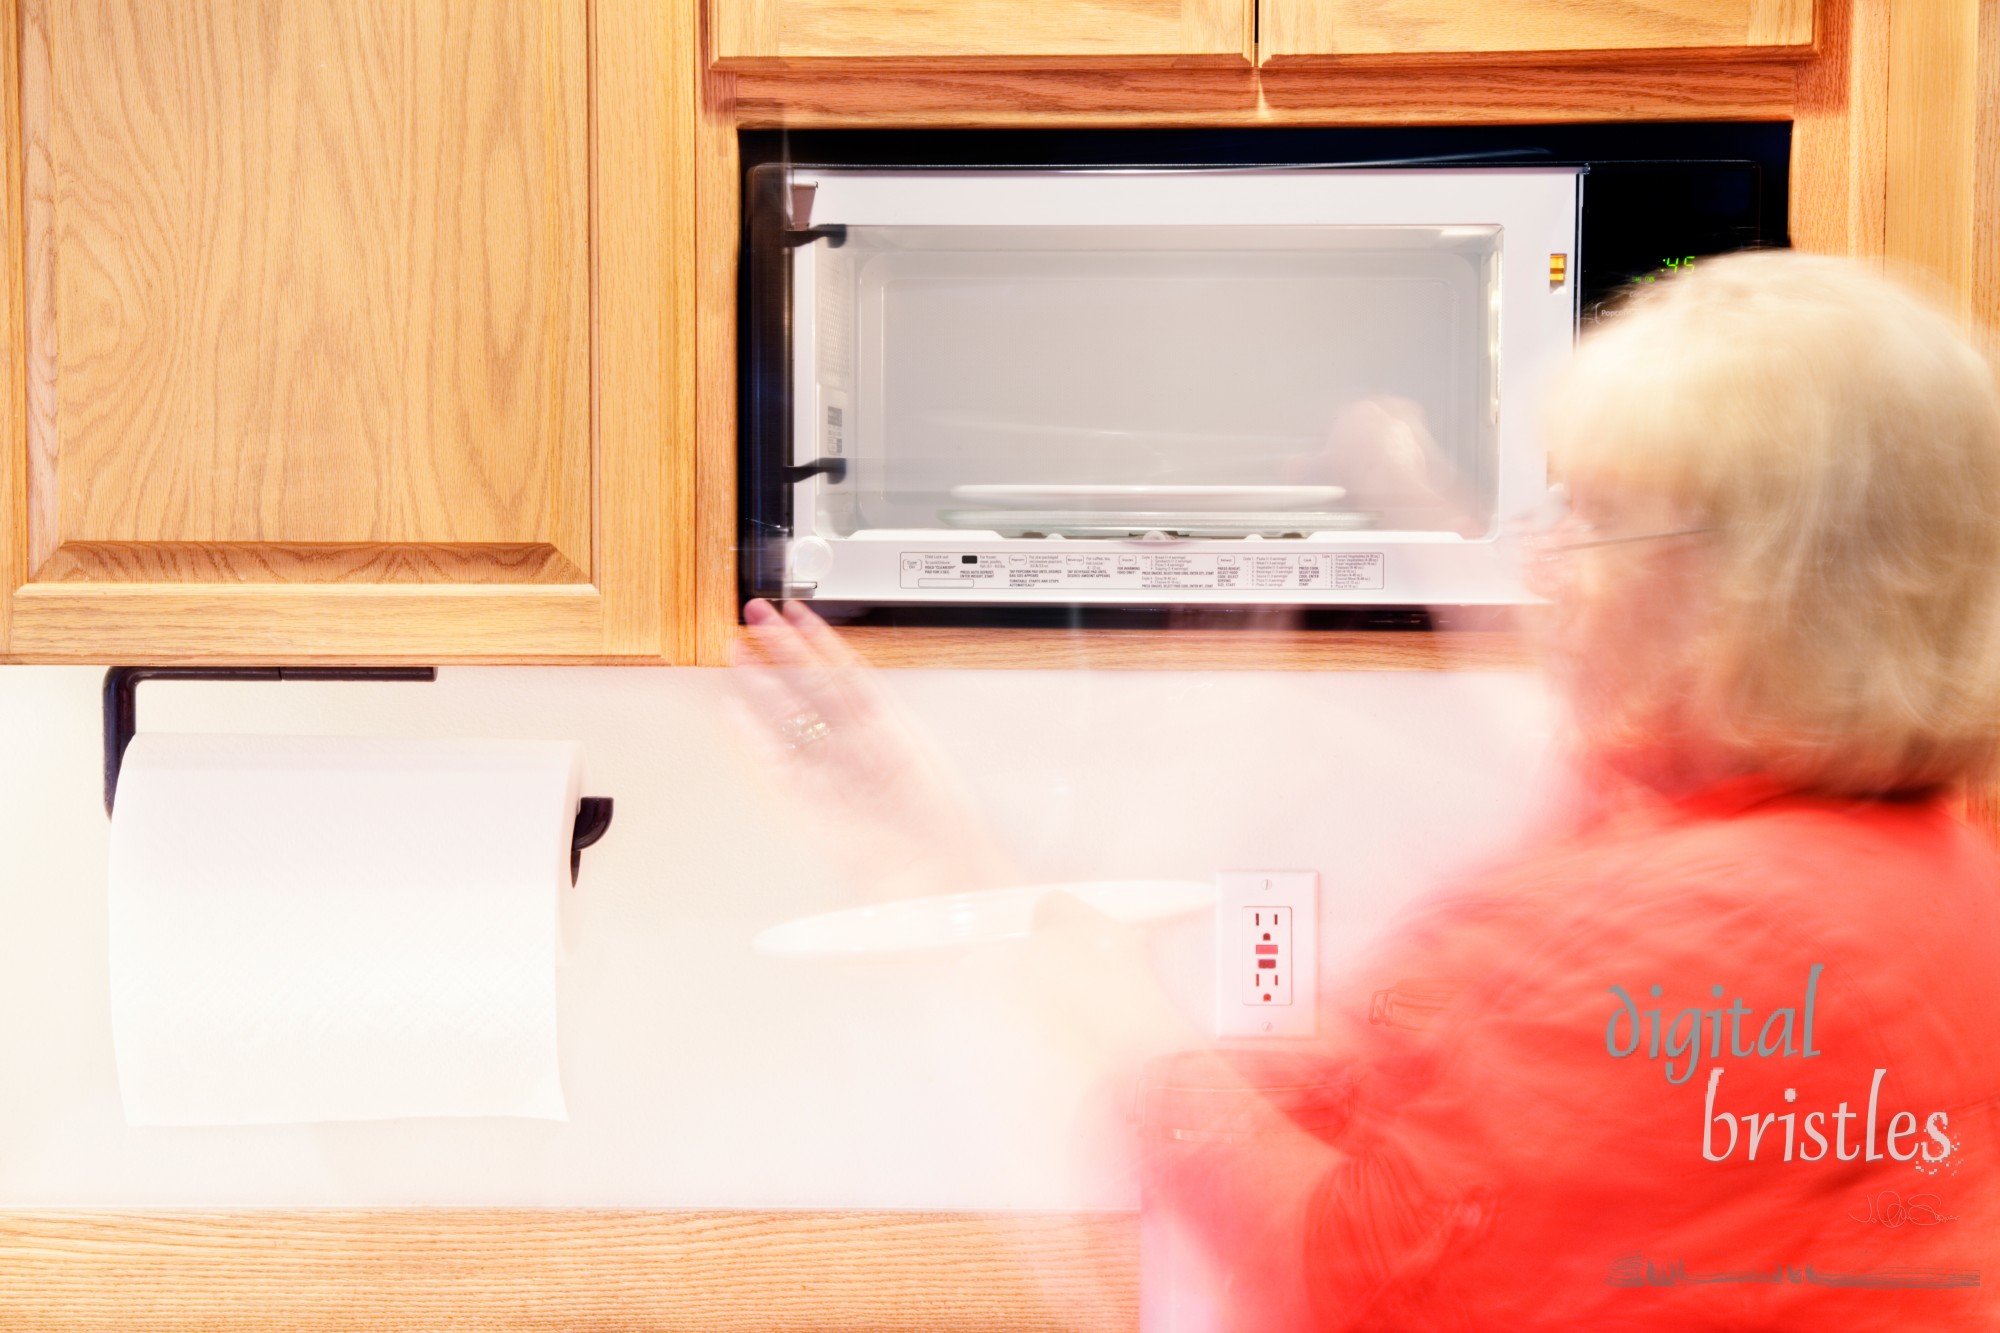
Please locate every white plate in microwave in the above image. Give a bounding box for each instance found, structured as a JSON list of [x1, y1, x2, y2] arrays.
[[939, 508, 1375, 538], [752, 879, 1215, 958], [949, 484, 1345, 511]]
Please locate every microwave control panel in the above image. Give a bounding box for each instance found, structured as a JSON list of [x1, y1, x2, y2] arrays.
[[897, 550, 1387, 593]]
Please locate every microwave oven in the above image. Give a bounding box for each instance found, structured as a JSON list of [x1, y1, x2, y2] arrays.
[[742, 126, 1787, 625]]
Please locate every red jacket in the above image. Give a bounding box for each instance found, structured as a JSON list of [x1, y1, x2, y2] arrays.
[[1300, 779, 2000, 1329]]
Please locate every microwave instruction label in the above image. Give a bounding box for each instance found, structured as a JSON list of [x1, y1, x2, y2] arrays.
[[898, 551, 1386, 591]]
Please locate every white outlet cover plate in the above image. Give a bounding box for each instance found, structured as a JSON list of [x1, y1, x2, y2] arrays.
[[1215, 869, 1319, 1038]]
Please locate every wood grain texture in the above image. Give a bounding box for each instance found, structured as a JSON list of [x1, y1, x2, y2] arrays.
[[1746, 0, 1818, 44], [1878, 0, 2000, 836], [1261, 0, 1814, 62], [17, 0, 54, 577], [730, 59, 1800, 125], [0, 0, 22, 654], [665, 0, 706, 661], [712, 0, 1251, 67], [790, 627, 1536, 671], [1883, 0, 1983, 317], [595, 0, 686, 655], [31, 542, 585, 585], [0, 1210, 1139, 1333], [1974, 0, 2000, 365], [37, 0, 590, 558], [1788, 0, 1888, 259], [4, 585, 610, 662], [692, 28, 741, 665]]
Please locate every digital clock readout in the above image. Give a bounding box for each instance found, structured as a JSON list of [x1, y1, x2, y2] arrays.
[[1634, 256, 1700, 284]]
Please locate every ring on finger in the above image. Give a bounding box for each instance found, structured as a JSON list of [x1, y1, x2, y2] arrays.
[[778, 710, 832, 750]]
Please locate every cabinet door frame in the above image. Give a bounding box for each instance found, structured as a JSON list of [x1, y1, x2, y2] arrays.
[[0, 0, 690, 665], [710, 0, 1254, 69], [1258, 0, 1816, 65]]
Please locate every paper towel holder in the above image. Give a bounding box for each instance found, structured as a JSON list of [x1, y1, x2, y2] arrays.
[[102, 667, 615, 884]]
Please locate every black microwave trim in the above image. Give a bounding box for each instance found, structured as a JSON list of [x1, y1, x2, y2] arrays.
[[738, 123, 1790, 630]]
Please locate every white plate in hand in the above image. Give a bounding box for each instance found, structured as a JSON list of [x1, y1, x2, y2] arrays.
[[949, 484, 1344, 511], [752, 879, 1216, 958]]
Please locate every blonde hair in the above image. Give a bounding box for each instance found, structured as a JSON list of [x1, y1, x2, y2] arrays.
[[1545, 251, 2000, 796]]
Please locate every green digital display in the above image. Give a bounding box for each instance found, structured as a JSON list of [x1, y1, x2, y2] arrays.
[[1634, 255, 1699, 284]]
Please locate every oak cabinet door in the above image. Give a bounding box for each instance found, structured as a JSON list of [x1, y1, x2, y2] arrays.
[[1, 0, 680, 662], [712, 0, 1252, 67], [1260, 0, 1813, 62]]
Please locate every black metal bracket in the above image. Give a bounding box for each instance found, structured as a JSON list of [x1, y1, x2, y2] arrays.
[[782, 457, 847, 485], [103, 667, 615, 885]]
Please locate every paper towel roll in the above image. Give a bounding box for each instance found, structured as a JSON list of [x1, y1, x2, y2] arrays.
[[108, 733, 580, 1126]]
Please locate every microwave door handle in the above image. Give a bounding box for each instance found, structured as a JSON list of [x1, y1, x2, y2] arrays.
[[783, 457, 847, 485], [785, 224, 847, 248]]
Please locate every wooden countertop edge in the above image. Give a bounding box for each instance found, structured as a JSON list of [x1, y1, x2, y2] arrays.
[[0, 1207, 1141, 1332]]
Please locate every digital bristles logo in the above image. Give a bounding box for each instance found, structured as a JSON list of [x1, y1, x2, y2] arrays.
[[1605, 964, 1954, 1166], [1600, 964, 1979, 1293]]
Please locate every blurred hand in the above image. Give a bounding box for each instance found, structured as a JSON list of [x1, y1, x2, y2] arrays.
[[731, 602, 1200, 1065], [1287, 397, 1479, 536], [730, 599, 1020, 902]]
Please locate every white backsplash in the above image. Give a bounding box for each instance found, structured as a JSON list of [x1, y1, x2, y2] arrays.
[[0, 662, 1554, 1208]]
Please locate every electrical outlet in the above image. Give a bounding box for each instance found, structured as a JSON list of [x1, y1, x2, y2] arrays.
[[1215, 871, 1317, 1038], [1242, 906, 1292, 1006]]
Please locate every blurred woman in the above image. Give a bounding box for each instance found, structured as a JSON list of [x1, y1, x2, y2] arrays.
[[737, 252, 2000, 1329]]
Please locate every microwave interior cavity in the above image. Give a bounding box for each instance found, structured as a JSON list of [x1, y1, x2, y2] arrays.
[[815, 223, 1499, 541]]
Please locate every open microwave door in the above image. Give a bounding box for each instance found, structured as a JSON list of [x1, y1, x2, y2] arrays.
[[745, 166, 1581, 609]]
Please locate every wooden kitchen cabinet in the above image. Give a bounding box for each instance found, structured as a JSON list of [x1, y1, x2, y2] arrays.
[[710, 0, 1253, 68], [0, 0, 689, 663], [1260, 0, 1814, 63], [711, 0, 1800, 72]]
